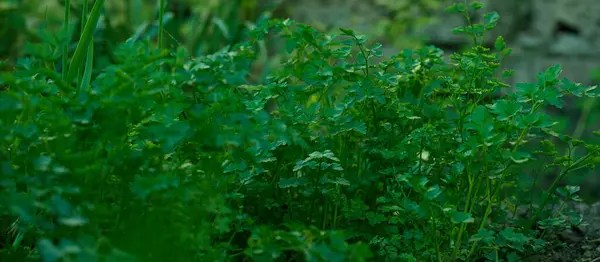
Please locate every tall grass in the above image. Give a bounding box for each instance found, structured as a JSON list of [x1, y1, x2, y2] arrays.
[[61, 0, 71, 81], [65, 0, 104, 86], [158, 0, 166, 50]]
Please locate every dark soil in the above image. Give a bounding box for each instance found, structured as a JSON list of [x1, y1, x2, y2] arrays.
[[528, 202, 600, 262]]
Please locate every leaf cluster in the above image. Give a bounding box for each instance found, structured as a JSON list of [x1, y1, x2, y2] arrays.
[[1, 1, 600, 262]]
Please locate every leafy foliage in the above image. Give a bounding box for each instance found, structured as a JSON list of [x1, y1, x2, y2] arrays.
[[1, 1, 600, 261]]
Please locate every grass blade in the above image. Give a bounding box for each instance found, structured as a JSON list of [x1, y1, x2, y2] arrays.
[[158, 0, 166, 49], [77, 0, 89, 88], [66, 0, 104, 84], [79, 41, 94, 93], [61, 0, 71, 81]]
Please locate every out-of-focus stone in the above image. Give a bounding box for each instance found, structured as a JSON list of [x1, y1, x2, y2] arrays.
[[530, 0, 600, 44], [286, 0, 600, 84], [287, 0, 385, 33]]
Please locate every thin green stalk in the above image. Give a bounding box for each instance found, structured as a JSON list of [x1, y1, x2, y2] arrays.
[[465, 176, 495, 262], [356, 40, 369, 76], [466, 106, 539, 259], [527, 151, 597, 229], [158, 0, 166, 50], [529, 164, 550, 218], [357, 147, 362, 177], [431, 218, 442, 262], [11, 231, 24, 249], [451, 166, 474, 260], [80, 40, 94, 93], [287, 190, 293, 220], [569, 98, 596, 157], [332, 200, 339, 229], [322, 201, 329, 230], [39, 68, 71, 93], [62, 0, 71, 80], [537, 199, 565, 240], [66, 0, 105, 84], [312, 159, 323, 224], [77, 0, 88, 88], [470, 150, 490, 221], [462, 0, 479, 46]]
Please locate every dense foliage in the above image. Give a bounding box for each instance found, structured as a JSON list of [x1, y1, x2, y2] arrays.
[[1, 1, 600, 261]]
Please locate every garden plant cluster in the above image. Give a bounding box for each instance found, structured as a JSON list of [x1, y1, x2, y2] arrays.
[[1, 0, 600, 261]]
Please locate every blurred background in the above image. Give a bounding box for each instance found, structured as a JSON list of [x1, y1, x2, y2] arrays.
[[1, 0, 599, 199]]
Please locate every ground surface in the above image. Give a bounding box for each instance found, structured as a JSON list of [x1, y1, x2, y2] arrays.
[[529, 202, 600, 262]]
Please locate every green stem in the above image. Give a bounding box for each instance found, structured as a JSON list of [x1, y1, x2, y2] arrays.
[[11, 231, 24, 249], [62, 0, 71, 80], [529, 163, 548, 216], [158, 0, 166, 49], [451, 167, 474, 260], [527, 151, 596, 229], [432, 218, 442, 262], [569, 98, 595, 157], [322, 201, 328, 230], [356, 40, 369, 76], [77, 0, 88, 88], [466, 116, 535, 259], [468, 148, 488, 214], [462, 0, 479, 46], [332, 202, 339, 229]]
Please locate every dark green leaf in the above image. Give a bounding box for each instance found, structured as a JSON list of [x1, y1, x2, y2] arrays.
[[451, 211, 474, 224]]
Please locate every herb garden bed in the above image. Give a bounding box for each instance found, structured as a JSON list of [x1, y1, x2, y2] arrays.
[[1, 1, 600, 261]]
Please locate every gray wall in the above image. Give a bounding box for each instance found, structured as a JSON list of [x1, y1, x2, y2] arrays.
[[286, 0, 600, 85]]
